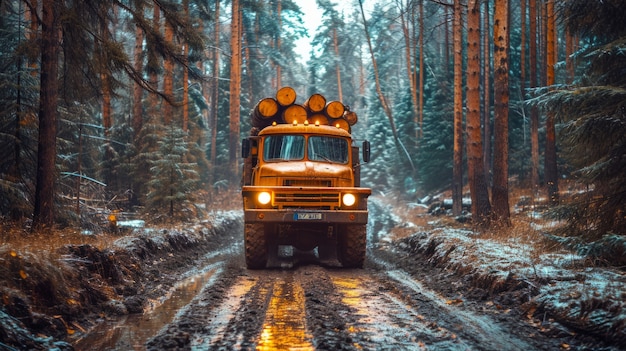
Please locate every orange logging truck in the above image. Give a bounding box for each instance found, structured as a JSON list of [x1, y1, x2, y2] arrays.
[[241, 87, 371, 269]]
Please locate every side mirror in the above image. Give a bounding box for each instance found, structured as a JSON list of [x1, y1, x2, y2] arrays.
[[362, 140, 370, 163], [241, 138, 251, 158]]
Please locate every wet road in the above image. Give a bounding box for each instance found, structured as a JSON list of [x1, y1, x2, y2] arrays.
[[73, 244, 544, 350]]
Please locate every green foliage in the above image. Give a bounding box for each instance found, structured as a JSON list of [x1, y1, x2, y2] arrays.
[[417, 80, 454, 193], [146, 127, 200, 220], [534, 0, 626, 264], [0, 5, 39, 219]]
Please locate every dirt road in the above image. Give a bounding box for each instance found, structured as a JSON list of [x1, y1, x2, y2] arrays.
[[67, 204, 591, 351], [71, 246, 565, 350]]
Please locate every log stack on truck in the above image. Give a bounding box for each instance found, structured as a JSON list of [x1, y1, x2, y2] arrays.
[[241, 87, 371, 269]]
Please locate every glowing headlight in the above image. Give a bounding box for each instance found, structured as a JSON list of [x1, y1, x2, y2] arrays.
[[342, 193, 356, 207], [257, 192, 271, 205]]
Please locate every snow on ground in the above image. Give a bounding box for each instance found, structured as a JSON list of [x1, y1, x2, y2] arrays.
[[377, 198, 626, 345]]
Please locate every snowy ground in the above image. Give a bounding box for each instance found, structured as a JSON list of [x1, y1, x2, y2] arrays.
[[374, 196, 626, 347]]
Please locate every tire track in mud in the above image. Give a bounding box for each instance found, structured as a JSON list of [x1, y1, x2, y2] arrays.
[[385, 269, 534, 351], [328, 270, 466, 350], [146, 253, 543, 351]]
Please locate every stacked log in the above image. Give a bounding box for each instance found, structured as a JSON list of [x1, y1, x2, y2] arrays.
[[250, 87, 357, 132]]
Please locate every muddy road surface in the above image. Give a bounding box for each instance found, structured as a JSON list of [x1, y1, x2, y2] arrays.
[[73, 247, 567, 351]]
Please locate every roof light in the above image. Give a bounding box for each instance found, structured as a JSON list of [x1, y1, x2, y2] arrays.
[[304, 120, 309, 126]]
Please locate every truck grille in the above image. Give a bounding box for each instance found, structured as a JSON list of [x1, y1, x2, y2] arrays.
[[283, 179, 332, 187], [273, 192, 339, 208]]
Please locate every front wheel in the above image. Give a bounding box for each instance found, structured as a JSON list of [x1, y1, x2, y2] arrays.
[[245, 223, 268, 269], [338, 225, 366, 268]]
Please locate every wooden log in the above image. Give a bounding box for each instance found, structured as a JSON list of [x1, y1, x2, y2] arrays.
[[304, 93, 326, 113], [330, 117, 350, 132], [282, 104, 308, 124], [276, 86, 297, 106], [324, 100, 345, 119], [343, 110, 358, 126], [251, 98, 279, 128], [309, 114, 329, 126]]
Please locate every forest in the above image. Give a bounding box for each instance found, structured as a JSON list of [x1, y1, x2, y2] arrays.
[[0, 0, 625, 265]]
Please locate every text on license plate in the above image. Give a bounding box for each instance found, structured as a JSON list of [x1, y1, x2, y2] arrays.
[[295, 213, 322, 220]]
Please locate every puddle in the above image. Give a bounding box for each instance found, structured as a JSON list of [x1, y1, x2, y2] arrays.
[[72, 263, 223, 351], [256, 277, 314, 351]]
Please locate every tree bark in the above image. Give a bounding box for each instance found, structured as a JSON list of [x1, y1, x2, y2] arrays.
[[276, 0, 282, 89], [493, 0, 511, 225], [418, 0, 424, 139], [182, 0, 189, 132], [400, 1, 418, 138], [163, 19, 174, 125], [148, 5, 160, 122], [544, 0, 559, 205], [333, 27, 343, 102], [529, 0, 539, 196], [229, 0, 242, 180], [33, 0, 60, 229], [210, 0, 220, 188], [466, 0, 491, 225], [133, 12, 144, 139], [482, 0, 491, 182], [452, 0, 463, 216]]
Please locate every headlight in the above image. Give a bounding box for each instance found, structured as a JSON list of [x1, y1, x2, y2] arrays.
[[342, 193, 356, 207], [257, 192, 271, 205]]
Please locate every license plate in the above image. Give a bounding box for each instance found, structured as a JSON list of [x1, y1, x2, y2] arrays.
[[295, 212, 322, 220]]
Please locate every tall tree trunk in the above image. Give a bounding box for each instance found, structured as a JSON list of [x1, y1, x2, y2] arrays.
[[444, 5, 451, 77], [529, 0, 539, 196], [132, 14, 144, 139], [466, 0, 491, 225], [33, 0, 60, 229], [229, 0, 242, 180], [163, 19, 174, 125], [210, 0, 220, 187], [493, 0, 511, 225], [400, 1, 418, 137], [100, 16, 112, 138], [358, 0, 414, 171], [520, 0, 526, 94], [452, 0, 463, 216], [482, 0, 491, 181], [148, 5, 160, 121], [182, 0, 189, 132], [544, 0, 559, 205], [276, 0, 282, 88], [333, 27, 343, 102], [565, 24, 575, 84], [418, 0, 424, 138]]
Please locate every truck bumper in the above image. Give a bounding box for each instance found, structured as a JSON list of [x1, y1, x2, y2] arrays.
[[244, 209, 368, 224]]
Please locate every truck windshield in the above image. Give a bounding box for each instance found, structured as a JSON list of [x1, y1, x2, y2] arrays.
[[308, 136, 349, 164], [263, 135, 349, 164], [264, 135, 305, 161]]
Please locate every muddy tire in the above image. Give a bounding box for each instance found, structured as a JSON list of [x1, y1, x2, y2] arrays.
[[245, 223, 268, 269], [338, 225, 366, 268]]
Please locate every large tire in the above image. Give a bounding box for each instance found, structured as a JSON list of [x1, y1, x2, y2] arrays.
[[245, 223, 268, 269], [338, 225, 366, 268]]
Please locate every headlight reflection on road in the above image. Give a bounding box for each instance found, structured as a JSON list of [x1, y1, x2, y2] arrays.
[[257, 278, 314, 351]]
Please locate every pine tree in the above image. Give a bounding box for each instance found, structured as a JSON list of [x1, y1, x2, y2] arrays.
[[418, 80, 454, 193], [536, 0, 626, 263], [146, 127, 200, 220]]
